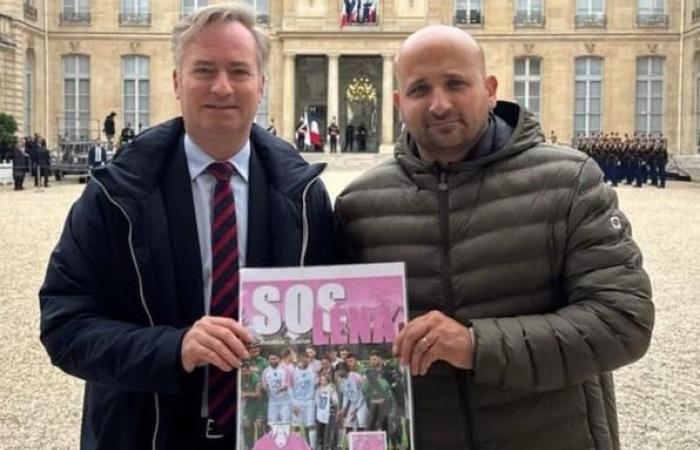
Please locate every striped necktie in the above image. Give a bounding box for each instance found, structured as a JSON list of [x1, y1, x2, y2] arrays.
[[206, 161, 239, 432]]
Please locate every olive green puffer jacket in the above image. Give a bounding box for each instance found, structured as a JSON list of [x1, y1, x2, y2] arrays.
[[335, 101, 654, 450]]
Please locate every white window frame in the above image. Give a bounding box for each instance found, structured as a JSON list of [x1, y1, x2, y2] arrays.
[[62, 54, 90, 140], [243, 0, 269, 15], [182, 0, 208, 17], [694, 53, 700, 149], [62, 0, 89, 14], [122, 55, 150, 133], [454, 0, 483, 24], [576, 0, 604, 15], [635, 56, 664, 136], [574, 57, 603, 136], [638, 0, 665, 15], [256, 87, 269, 127], [24, 50, 34, 136], [515, 0, 544, 19], [121, 0, 149, 14], [514, 57, 541, 120]]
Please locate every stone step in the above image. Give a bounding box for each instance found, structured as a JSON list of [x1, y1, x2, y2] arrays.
[[673, 155, 700, 182]]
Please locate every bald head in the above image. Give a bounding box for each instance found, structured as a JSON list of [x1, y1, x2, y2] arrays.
[[391, 24, 498, 163], [395, 25, 486, 88]]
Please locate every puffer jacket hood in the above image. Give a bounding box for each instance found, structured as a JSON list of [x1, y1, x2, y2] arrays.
[[394, 101, 545, 184]]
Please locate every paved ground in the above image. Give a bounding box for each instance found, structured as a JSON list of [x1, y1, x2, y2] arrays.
[[1, 174, 699, 449]]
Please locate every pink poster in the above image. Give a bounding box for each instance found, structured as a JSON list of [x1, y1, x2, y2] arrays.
[[237, 263, 413, 450], [349, 431, 387, 450]]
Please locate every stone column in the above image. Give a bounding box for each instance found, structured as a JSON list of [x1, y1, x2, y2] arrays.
[[326, 53, 340, 154], [380, 53, 395, 154], [282, 53, 295, 143]]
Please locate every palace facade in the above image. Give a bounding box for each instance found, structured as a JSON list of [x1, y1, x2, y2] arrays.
[[0, 0, 698, 154]]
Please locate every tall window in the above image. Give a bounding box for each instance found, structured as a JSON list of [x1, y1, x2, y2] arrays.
[[514, 57, 541, 119], [120, 0, 150, 25], [694, 53, 700, 149], [122, 55, 150, 132], [182, 0, 207, 17], [635, 56, 664, 136], [243, 0, 269, 24], [61, 0, 90, 24], [638, 0, 664, 15], [62, 55, 90, 141], [574, 57, 603, 136], [454, 0, 483, 25], [515, 0, 544, 26], [575, 0, 605, 26], [637, 0, 667, 26], [24, 50, 34, 136], [256, 88, 269, 127], [24, 0, 38, 21]]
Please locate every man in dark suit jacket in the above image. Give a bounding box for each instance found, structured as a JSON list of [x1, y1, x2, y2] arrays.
[[103, 112, 117, 145], [12, 137, 29, 190], [87, 143, 107, 170], [39, 5, 339, 450], [35, 138, 51, 187]]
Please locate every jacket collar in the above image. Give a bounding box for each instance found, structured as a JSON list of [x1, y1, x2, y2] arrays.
[[394, 101, 545, 185]]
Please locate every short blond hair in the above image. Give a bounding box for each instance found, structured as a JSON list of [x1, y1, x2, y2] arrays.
[[171, 3, 269, 73]]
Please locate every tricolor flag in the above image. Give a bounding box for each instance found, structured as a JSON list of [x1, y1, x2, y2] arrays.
[[310, 120, 321, 149], [340, 0, 358, 27], [303, 111, 311, 149]]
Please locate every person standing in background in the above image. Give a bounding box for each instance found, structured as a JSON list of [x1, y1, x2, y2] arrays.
[[12, 137, 29, 190]]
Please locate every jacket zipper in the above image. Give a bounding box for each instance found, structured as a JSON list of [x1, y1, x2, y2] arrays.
[[437, 166, 476, 449], [93, 179, 161, 450], [437, 166, 454, 313], [299, 173, 323, 267]]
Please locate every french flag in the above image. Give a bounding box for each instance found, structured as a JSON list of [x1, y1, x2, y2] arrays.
[[341, 0, 358, 27]]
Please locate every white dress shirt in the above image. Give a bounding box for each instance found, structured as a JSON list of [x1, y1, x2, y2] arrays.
[[183, 134, 250, 417]]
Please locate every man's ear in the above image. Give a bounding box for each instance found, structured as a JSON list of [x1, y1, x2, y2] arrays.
[[393, 90, 401, 108], [259, 74, 266, 101], [173, 70, 180, 100], [485, 75, 498, 109]]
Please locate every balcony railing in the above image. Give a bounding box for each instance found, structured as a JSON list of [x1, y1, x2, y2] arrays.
[[256, 14, 269, 25], [24, 4, 38, 21], [59, 12, 91, 25], [514, 11, 545, 28], [692, 8, 700, 23], [119, 13, 151, 26], [636, 13, 669, 27], [575, 13, 606, 28], [453, 9, 483, 26]]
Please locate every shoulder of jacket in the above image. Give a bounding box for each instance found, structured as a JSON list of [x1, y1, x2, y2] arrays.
[[338, 157, 406, 199], [502, 142, 591, 176]]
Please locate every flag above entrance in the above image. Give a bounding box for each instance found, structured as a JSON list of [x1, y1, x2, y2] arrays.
[[340, 0, 378, 28]]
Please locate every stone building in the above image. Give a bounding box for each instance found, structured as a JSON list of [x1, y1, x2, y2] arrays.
[[0, 0, 699, 154]]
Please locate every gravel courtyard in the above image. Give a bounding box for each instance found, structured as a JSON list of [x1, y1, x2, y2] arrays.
[[0, 173, 698, 449]]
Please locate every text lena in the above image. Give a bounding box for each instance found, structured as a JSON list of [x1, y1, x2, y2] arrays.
[[249, 283, 400, 345]]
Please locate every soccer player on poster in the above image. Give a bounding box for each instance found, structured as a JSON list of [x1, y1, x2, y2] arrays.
[[315, 374, 339, 450], [262, 352, 292, 427], [241, 362, 264, 449], [337, 361, 369, 443], [290, 352, 318, 446]]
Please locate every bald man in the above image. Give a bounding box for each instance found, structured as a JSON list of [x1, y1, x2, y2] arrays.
[[335, 26, 653, 449]]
